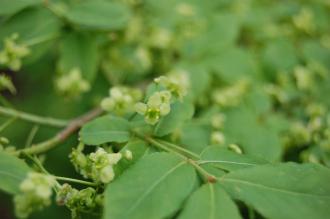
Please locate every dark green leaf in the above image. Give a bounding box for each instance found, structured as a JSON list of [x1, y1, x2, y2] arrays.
[[0, 0, 41, 16], [65, 0, 130, 30], [58, 32, 99, 81]]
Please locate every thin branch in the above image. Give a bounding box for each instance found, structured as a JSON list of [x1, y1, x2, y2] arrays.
[[54, 176, 98, 187], [0, 105, 69, 127], [13, 107, 103, 156]]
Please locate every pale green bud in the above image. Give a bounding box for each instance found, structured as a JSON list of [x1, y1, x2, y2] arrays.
[[228, 144, 243, 154], [55, 68, 90, 98], [124, 150, 133, 160], [176, 3, 195, 16], [0, 74, 16, 94], [211, 114, 226, 130], [100, 165, 115, 183], [148, 27, 172, 49], [211, 131, 225, 145]]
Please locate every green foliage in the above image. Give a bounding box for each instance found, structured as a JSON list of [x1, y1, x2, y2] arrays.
[[80, 115, 130, 145], [104, 153, 196, 219], [0, 0, 330, 218], [0, 152, 29, 194]]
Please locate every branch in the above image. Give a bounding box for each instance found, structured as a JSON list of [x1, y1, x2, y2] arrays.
[[0, 105, 68, 127], [13, 107, 103, 156]]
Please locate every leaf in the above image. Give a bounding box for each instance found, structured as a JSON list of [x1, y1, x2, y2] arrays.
[[79, 115, 131, 145], [65, 0, 131, 30], [58, 32, 99, 81], [154, 101, 194, 137], [223, 107, 282, 161], [220, 163, 330, 219], [116, 140, 149, 173], [0, 152, 30, 194], [0, 7, 61, 63], [0, 0, 41, 16], [104, 153, 196, 219], [200, 146, 268, 171], [180, 122, 211, 154], [179, 183, 242, 219]]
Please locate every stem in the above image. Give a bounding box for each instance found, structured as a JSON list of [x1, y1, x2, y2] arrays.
[[0, 117, 17, 132], [25, 125, 39, 148], [188, 159, 217, 183], [158, 139, 200, 159], [54, 176, 98, 187], [13, 107, 103, 156], [0, 106, 68, 127]]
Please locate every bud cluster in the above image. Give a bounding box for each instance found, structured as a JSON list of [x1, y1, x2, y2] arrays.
[[0, 34, 30, 71], [0, 74, 16, 94], [55, 68, 90, 98], [212, 80, 249, 108], [70, 146, 130, 184], [101, 86, 142, 115], [14, 173, 55, 218], [56, 184, 100, 219]]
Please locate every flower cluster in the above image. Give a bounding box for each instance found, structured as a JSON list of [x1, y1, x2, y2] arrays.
[[0, 74, 16, 94], [56, 184, 100, 219], [0, 34, 30, 71], [14, 173, 55, 218], [154, 69, 190, 100], [55, 68, 90, 98], [212, 80, 249, 108], [135, 90, 172, 125], [101, 86, 142, 115], [70, 146, 125, 184]]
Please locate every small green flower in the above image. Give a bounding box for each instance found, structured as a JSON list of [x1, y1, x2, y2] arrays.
[[135, 91, 172, 125]]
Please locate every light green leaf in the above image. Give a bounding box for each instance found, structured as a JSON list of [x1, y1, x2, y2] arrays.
[[104, 153, 196, 219], [0, 152, 30, 194], [220, 163, 330, 219], [200, 146, 268, 171], [58, 32, 99, 81], [154, 101, 194, 137], [223, 107, 282, 161], [79, 115, 131, 145], [180, 122, 211, 154], [179, 183, 242, 219], [65, 0, 130, 30], [0, 0, 41, 16]]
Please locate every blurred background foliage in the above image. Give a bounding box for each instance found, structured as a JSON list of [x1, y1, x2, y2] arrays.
[[0, 0, 330, 218]]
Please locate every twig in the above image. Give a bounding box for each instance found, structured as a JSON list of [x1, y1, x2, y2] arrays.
[[54, 176, 98, 187], [13, 107, 103, 156], [0, 105, 68, 127]]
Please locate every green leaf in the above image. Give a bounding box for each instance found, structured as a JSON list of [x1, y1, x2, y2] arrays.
[[0, 152, 30, 194], [58, 32, 99, 81], [223, 107, 282, 161], [79, 115, 131, 145], [154, 101, 194, 137], [116, 140, 149, 173], [220, 163, 330, 219], [0, 0, 41, 16], [104, 153, 196, 219], [65, 0, 130, 30], [180, 122, 211, 154], [179, 183, 242, 219], [200, 146, 268, 172]]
